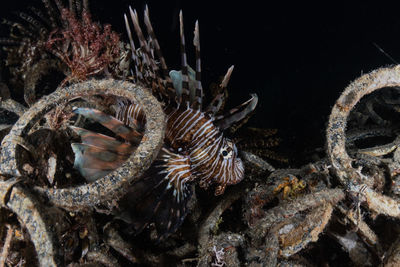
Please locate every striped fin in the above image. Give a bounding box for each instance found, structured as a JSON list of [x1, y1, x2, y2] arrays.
[[72, 144, 129, 170], [0, 38, 25, 46], [71, 143, 131, 182], [126, 6, 170, 100], [70, 109, 138, 182], [143, 5, 168, 79], [117, 148, 194, 239], [143, 5, 176, 101], [214, 94, 258, 130], [205, 65, 234, 115], [192, 20, 203, 110], [115, 101, 146, 129], [70, 126, 135, 155], [18, 12, 48, 36], [124, 13, 142, 82], [128, 6, 158, 78], [144, 24, 168, 99], [1, 19, 35, 39], [73, 108, 142, 143], [179, 10, 190, 107], [28, 6, 52, 31]]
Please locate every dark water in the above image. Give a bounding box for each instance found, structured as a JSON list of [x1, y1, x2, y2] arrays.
[[2, 0, 400, 158]]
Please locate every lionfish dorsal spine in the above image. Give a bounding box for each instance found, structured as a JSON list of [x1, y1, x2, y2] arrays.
[[192, 20, 203, 110], [143, 5, 168, 78], [205, 65, 234, 116], [178, 10, 191, 108], [143, 5, 177, 102], [124, 13, 142, 82], [128, 6, 159, 82]]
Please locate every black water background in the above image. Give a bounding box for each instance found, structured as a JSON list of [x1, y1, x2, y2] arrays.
[[2, 0, 400, 164]]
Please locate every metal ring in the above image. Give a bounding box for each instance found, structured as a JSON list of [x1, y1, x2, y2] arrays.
[[0, 79, 165, 211], [326, 65, 400, 183], [0, 178, 61, 266]]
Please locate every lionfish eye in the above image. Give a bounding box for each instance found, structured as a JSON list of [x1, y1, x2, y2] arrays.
[[220, 146, 233, 159]]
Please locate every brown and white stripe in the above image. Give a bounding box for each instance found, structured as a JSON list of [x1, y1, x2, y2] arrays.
[[71, 5, 258, 239]]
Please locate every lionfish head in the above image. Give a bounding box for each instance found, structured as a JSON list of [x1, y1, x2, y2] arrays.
[[212, 138, 244, 195]]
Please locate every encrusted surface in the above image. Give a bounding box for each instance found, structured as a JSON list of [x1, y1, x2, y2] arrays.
[[0, 179, 61, 267], [327, 65, 400, 184], [1, 79, 165, 211]]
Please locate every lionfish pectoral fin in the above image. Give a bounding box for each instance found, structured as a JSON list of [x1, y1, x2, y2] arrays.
[[73, 107, 142, 143], [153, 182, 193, 240], [214, 93, 258, 130], [118, 148, 194, 239], [71, 143, 131, 182], [70, 126, 135, 155]]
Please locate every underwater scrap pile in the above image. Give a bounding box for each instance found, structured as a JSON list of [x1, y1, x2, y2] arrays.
[[1, 1, 400, 266]]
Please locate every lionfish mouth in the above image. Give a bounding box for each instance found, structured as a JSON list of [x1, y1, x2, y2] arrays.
[[215, 157, 245, 192], [233, 157, 245, 184]]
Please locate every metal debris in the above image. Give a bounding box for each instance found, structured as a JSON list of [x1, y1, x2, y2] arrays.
[[1, 79, 165, 211]]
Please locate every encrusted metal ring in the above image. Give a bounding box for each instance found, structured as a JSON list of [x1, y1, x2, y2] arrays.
[[0, 178, 61, 267], [326, 65, 400, 184], [0, 79, 165, 211]]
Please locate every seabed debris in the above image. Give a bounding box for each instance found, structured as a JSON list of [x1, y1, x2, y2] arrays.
[[1, 1, 400, 266]]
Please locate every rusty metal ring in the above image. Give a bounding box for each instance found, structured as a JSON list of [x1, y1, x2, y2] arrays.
[[326, 65, 400, 184], [0, 178, 61, 266], [0, 79, 165, 211]]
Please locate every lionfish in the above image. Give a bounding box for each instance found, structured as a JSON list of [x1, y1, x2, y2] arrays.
[[71, 5, 258, 239]]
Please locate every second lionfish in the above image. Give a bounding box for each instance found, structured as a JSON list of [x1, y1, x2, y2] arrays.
[[71, 5, 258, 239]]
